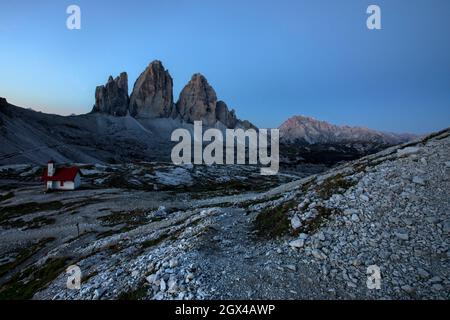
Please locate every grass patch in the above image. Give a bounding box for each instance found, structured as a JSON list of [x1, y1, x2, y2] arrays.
[[3, 216, 56, 230], [315, 174, 356, 200], [118, 284, 148, 300], [299, 206, 337, 234], [0, 201, 63, 224], [141, 234, 169, 249], [98, 209, 149, 230], [0, 256, 70, 300], [0, 237, 55, 279], [0, 192, 14, 202], [253, 200, 296, 238]]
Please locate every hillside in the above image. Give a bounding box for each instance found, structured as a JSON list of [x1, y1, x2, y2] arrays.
[[0, 127, 447, 299]]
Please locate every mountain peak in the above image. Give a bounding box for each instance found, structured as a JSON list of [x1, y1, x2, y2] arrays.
[[92, 72, 129, 116], [129, 60, 174, 118]]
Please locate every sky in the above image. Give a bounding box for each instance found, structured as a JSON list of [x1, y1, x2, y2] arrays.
[[0, 0, 449, 134]]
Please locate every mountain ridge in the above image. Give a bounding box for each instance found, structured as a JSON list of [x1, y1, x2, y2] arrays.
[[279, 115, 416, 145]]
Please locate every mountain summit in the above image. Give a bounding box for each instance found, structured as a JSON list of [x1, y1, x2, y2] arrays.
[[90, 60, 253, 129]]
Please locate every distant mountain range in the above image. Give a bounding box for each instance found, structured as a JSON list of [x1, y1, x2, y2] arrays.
[[279, 115, 416, 146], [0, 60, 418, 165]]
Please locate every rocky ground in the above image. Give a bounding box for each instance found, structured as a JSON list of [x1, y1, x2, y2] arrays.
[[0, 129, 448, 300]]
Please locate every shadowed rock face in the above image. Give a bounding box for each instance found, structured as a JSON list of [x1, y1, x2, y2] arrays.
[[92, 73, 129, 116], [176, 73, 218, 126], [216, 100, 238, 128], [129, 60, 175, 119]]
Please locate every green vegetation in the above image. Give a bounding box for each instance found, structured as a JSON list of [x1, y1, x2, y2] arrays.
[[98, 209, 149, 230], [298, 206, 337, 234], [0, 201, 63, 224], [0, 256, 69, 300], [0, 192, 14, 202], [253, 201, 296, 238], [0, 237, 55, 279], [141, 234, 169, 248], [118, 284, 148, 300], [315, 174, 356, 200], [2, 216, 56, 230]]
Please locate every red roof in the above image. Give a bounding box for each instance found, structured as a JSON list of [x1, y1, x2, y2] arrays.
[[42, 167, 80, 182]]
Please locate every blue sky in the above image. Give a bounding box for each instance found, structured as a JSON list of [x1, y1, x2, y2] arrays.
[[0, 0, 449, 134]]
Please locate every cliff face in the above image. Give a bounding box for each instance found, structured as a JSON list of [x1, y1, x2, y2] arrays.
[[90, 60, 253, 129], [129, 60, 175, 119], [92, 72, 129, 116]]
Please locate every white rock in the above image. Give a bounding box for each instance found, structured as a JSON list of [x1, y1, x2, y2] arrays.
[[169, 258, 178, 268], [351, 214, 360, 222], [445, 161, 450, 168], [185, 272, 194, 282], [395, 232, 409, 241], [93, 288, 105, 299], [291, 215, 302, 230], [397, 147, 420, 157], [412, 176, 425, 185], [146, 274, 157, 284], [289, 239, 305, 249], [168, 277, 178, 293], [360, 194, 369, 202], [285, 265, 297, 271], [298, 233, 309, 240], [312, 249, 326, 260]]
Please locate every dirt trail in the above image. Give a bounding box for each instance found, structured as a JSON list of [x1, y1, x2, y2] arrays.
[[192, 207, 325, 299]]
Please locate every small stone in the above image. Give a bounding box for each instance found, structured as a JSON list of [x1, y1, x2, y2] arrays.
[[360, 194, 369, 202], [445, 161, 450, 168], [93, 288, 105, 299], [168, 277, 178, 293], [431, 284, 444, 291], [169, 258, 178, 268], [351, 214, 360, 222], [146, 274, 157, 284], [291, 214, 302, 230], [443, 220, 450, 233], [429, 276, 442, 283], [289, 239, 305, 249], [397, 147, 420, 157], [394, 231, 409, 241], [285, 265, 297, 272], [312, 249, 326, 260], [412, 176, 425, 185], [276, 248, 282, 254], [185, 273, 194, 282], [417, 268, 429, 279], [298, 233, 309, 240], [401, 285, 414, 294]]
